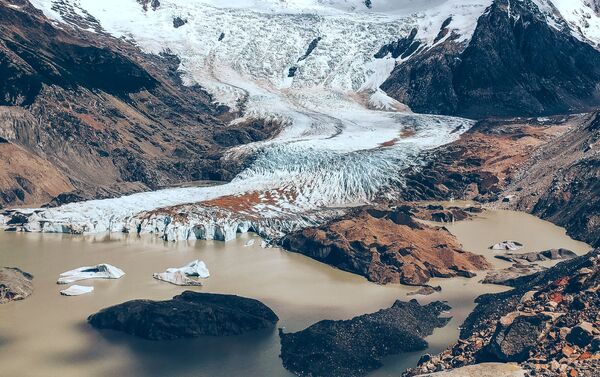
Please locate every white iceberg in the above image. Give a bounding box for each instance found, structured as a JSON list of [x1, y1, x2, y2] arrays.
[[167, 260, 210, 278], [489, 240, 524, 251], [153, 270, 203, 286], [153, 260, 210, 286], [60, 285, 94, 296], [244, 239, 256, 247], [57, 264, 125, 284]]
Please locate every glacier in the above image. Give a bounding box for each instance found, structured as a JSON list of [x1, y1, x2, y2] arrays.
[[15, 0, 597, 241]]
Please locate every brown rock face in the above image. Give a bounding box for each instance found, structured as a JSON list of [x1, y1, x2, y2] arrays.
[[282, 206, 490, 285], [0, 267, 33, 304]]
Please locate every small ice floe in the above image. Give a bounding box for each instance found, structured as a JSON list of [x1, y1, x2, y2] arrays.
[[489, 240, 524, 251], [58, 264, 125, 284], [60, 285, 94, 296], [153, 260, 209, 286], [244, 239, 256, 247]]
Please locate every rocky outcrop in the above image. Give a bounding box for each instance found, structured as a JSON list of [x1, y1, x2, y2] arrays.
[[381, 0, 600, 118], [488, 312, 552, 362], [88, 291, 279, 340], [279, 299, 451, 377], [0, 267, 33, 303], [495, 248, 577, 263], [404, 248, 600, 377], [281, 205, 490, 285]]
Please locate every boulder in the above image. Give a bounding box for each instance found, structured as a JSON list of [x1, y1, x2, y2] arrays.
[[88, 291, 278, 340], [58, 264, 124, 284], [0, 267, 33, 303], [488, 312, 550, 362], [566, 322, 595, 347], [590, 336, 600, 353], [279, 299, 451, 377]]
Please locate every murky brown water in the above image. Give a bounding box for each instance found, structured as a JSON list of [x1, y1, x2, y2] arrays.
[[0, 209, 591, 377]]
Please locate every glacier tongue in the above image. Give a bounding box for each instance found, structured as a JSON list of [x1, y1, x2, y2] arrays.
[[17, 0, 486, 240]]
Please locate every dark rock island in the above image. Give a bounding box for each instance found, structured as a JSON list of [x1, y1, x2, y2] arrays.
[[88, 291, 279, 340], [279, 299, 451, 377]]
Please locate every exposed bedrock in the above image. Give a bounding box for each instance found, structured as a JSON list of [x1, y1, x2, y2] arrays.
[[281, 205, 490, 285], [279, 299, 451, 377], [381, 0, 600, 118], [87, 291, 279, 340], [404, 248, 600, 377], [0, 267, 33, 304]]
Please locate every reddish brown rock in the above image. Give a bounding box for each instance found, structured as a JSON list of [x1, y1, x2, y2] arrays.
[[282, 206, 490, 285]]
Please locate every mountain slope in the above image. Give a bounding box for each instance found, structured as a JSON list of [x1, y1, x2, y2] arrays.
[[381, 0, 600, 118], [0, 0, 280, 208]]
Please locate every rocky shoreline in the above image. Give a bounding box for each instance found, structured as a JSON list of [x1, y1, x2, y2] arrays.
[[404, 249, 600, 377]]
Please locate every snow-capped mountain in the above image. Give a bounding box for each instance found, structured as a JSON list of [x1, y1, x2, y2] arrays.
[[4, 0, 600, 240]]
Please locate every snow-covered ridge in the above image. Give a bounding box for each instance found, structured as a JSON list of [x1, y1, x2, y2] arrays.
[[533, 0, 600, 46]]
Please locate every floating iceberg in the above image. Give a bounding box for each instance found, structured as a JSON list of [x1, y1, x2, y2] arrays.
[[244, 239, 256, 247], [489, 240, 524, 251], [57, 264, 125, 284], [153, 270, 203, 286], [60, 285, 94, 296], [153, 260, 210, 286]]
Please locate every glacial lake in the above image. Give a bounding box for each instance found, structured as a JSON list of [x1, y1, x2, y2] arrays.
[[0, 209, 590, 376]]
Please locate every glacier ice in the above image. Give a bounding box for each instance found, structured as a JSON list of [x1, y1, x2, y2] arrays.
[[153, 260, 209, 286], [57, 264, 125, 284], [153, 271, 203, 286], [60, 285, 94, 296], [17, 0, 487, 239], [166, 260, 210, 278]]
